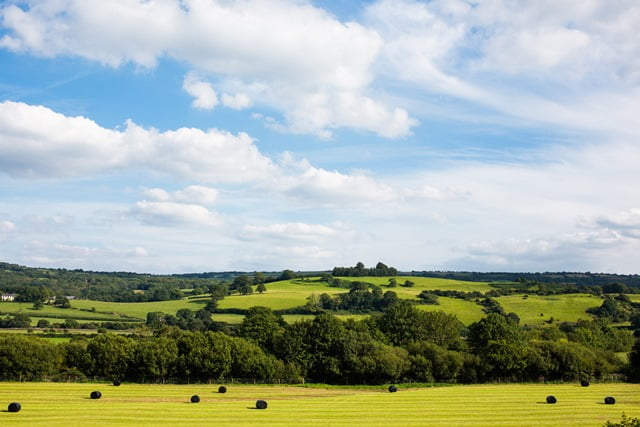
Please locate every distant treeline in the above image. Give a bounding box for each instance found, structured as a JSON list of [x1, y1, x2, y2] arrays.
[[408, 271, 640, 288]]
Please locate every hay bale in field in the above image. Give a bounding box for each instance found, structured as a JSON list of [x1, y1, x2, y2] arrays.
[[8, 402, 21, 412], [580, 380, 589, 387], [546, 395, 557, 404], [256, 399, 268, 410], [604, 396, 615, 405], [90, 391, 102, 399], [388, 385, 397, 393], [218, 386, 227, 393], [113, 380, 121, 386], [191, 395, 200, 403]]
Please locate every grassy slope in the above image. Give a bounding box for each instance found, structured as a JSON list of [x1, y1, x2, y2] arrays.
[[0, 382, 638, 426], [415, 297, 486, 325], [217, 279, 343, 311], [1, 277, 602, 327], [498, 294, 603, 326]]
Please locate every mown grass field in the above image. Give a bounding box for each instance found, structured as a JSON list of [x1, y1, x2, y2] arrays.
[[0, 382, 638, 426]]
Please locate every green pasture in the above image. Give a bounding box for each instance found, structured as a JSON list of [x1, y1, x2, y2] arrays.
[[415, 297, 486, 325], [0, 302, 133, 322], [217, 279, 343, 311], [70, 297, 210, 320], [1, 382, 638, 426], [0, 277, 607, 329], [346, 276, 495, 293], [497, 294, 601, 326]]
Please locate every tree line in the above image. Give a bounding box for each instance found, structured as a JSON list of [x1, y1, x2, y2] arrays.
[[1, 301, 639, 384]]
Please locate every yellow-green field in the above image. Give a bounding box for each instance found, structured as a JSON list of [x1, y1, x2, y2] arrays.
[[0, 382, 638, 426], [415, 297, 486, 325], [217, 280, 344, 311], [498, 294, 603, 326]]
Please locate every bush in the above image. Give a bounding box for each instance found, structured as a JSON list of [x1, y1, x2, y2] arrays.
[[603, 413, 640, 427]]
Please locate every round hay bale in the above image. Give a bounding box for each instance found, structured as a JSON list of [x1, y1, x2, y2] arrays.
[[256, 399, 268, 410], [112, 380, 121, 387], [90, 391, 102, 399], [604, 396, 615, 405], [388, 385, 397, 393], [8, 402, 21, 412], [218, 386, 227, 394], [191, 395, 200, 403], [580, 380, 589, 387], [546, 395, 557, 404]]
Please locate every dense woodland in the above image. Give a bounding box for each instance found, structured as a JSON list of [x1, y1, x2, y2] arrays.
[[2, 261, 640, 385], [1, 304, 640, 384]]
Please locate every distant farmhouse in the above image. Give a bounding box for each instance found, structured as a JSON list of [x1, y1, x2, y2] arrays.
[[1, 293, 17, 302]]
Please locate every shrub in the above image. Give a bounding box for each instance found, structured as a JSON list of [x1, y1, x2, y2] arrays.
[[603, 413, 640, 427]]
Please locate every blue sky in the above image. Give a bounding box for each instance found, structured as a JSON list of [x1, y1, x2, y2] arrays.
[[1, 0, 640, 274]]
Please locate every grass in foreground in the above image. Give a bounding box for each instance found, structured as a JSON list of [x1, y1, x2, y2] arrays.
[[0, 382, 638, 426]]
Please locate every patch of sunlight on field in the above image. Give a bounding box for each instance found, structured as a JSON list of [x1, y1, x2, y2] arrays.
[[0, 302, 131, 322], [628, 295, 640, 303], [497, 294, 601, 326], [217, 279, 342, 311], [346, 276, 494, 292], [71, 298, 211, 320], [415, 297, 485, 325], [1, 382, 638, 427]]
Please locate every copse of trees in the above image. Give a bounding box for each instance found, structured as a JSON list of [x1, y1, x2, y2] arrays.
[[332, 262, 398, 277], [0, 303, 637, 384]]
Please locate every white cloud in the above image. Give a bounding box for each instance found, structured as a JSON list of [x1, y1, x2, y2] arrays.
[[143, 185, 218, 205], [183, 72, 218, 110], [274, 155, 396, 205], [0, 101, 276, 182], [22, 240, 150, 270], [221, 92, 251, 110], [239, 221, 351, 241], [594, 208, 640, 239], [0, 0, 415, 138], [364, 0, 640, 136], [0, 220, 16, 234], [130, 200, 221, 227]]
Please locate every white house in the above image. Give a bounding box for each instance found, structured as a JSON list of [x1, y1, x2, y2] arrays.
[[1, 293, 17, 302]]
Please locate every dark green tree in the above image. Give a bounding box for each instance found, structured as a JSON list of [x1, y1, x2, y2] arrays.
[[237, 306, 286, 354], [86, 333, 135, 380]]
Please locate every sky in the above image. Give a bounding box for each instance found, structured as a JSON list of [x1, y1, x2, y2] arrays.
[[1, 0, 640, 274]]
